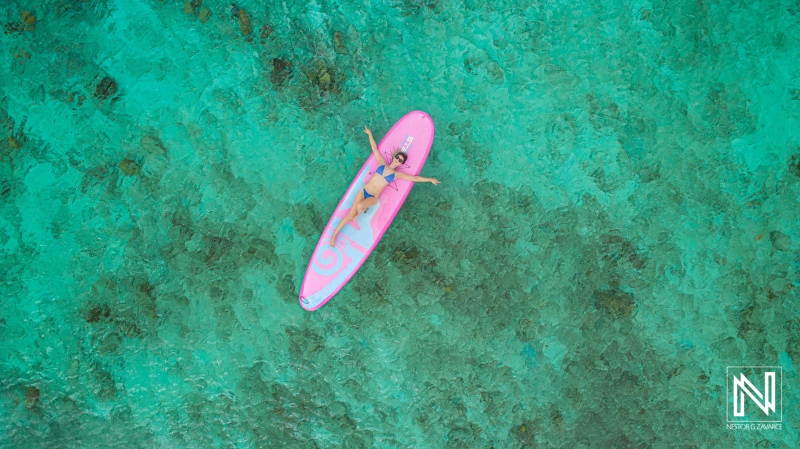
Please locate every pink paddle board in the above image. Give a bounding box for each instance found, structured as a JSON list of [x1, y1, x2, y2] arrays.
[[299, 111, 435, 311]]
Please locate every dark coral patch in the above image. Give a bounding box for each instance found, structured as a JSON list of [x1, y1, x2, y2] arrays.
[[89, 361, 117, 400], [2, 114, 27, 157], [86, 304, 111, 323], [236, 7, 252, 38], [393, 246, 430, 274], [24, 386, 39, 409], [183, 0, 204, 17], [94, 331, 123, 354], [241, 238, 275, 265], [119, 159, 140, 176], [198, 7, 211, 23], [332, 30, 347, 54], [204, 235, 234, 265], [21, 11, 36, 30], [4, 11, 36, 35], [593, 288, 636, 318], [0, 180, 11, 197], [304, 60, 341, 95], [270, 58, 293, 87], [259, 24, 272, 41], [510, 421, 537, 447], [276, 274, 295, 303], [95, 76, 118, 100], [4, 22, 22, 34], [789, 152, 800, 177], [769, 231, 791, 251], [140, 135, 167, 154], [399, 0, 439, 16]]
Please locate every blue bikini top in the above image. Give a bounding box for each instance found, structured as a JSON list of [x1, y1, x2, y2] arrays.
[[375, 165, 395, 183]]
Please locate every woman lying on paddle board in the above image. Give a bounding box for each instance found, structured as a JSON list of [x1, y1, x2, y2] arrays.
[[329, 126, 440, 247]]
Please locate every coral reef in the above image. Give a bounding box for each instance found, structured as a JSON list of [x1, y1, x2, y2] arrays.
[[94, 76, 118, 100]]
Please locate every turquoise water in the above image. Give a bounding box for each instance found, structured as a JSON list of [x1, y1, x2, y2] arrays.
[[1, 0, 799, 447]]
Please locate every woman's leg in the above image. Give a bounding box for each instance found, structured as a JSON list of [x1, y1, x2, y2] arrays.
[[330, 191, 365, 246], [356, 197, 378, 214]]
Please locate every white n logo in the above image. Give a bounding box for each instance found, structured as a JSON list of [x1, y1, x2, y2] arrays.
[[732, 371, 776, 417]]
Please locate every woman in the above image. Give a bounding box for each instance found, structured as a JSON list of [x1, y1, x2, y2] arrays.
[[330, 126, 440, 247]]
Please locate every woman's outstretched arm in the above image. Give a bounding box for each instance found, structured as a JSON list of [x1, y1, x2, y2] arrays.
[[395, 172, 440, 184], [364, 126, 387, 165]]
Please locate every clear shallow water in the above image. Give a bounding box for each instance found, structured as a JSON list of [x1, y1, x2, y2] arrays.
[[1, 0, 799, 447]]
